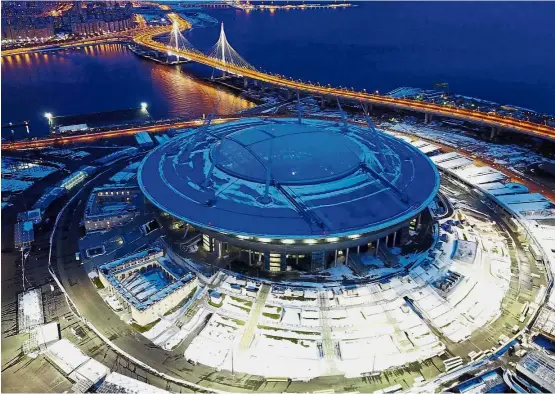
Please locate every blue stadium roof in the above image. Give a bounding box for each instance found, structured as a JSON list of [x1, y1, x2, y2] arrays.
[[139, 118, 440, 239], [212, 124, 363, 185]]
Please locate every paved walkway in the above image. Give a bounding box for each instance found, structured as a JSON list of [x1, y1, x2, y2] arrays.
[[318, 292, 339, 375], [239, 284, 270, 350]]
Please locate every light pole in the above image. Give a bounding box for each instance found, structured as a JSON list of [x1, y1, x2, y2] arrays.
[[44, 112, 53, 127]]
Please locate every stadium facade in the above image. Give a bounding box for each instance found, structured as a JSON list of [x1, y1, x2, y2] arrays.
[[139, 118, 440, 272]]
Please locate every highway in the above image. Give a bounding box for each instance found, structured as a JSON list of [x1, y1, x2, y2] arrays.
[[131, 13, 555, 142], [3, 8, 554, 142], [0, 27, 152, 57], [0, 117, 238, 151]]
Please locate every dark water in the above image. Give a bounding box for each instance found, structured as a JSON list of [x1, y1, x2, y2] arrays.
[[189, 2, 555, 112], [2, 2, 555, 137], [1, 44, 253, 137]]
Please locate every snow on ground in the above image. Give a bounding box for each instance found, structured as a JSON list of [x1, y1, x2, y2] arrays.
[[236, 335, 324, 379], [184, 314, 240, 369], [336, 301, 445, 377], [2, 178, 34, 193], [143, 287, 206, 350], [68, 358, 109, 387], [46, 339, 90, 375], [322, 265, 357, 280], [43, 149, 89, 159], [453, 240, 478, 264], [98, 372, 171, 394], [104, 295, 123, 311], [381, 120, 553, 170], [18, 288, 44, 333], [2, 157, 59, 180]]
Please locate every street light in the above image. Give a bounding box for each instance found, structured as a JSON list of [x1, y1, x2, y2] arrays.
[[44, 112, 53, 126]]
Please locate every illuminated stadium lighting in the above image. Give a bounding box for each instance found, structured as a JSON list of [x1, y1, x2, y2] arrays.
[[281, 239, 295, 244]]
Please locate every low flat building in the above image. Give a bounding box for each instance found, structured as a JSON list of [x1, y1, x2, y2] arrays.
[[58, 166, 97, 191], [17, 208, 42, 225], [33, 186, 67, 212], [98, 248, 197, 326], [14, 221, 34, 249], [96, 147, 138, 166], [516, 351, 555, 393], [84, 186, 140, 232]]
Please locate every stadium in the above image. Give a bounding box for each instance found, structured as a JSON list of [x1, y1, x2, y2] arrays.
[[138, 117, 440, 272]]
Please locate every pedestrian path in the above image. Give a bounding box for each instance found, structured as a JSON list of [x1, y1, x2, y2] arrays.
[[239, 284, 270, 350]]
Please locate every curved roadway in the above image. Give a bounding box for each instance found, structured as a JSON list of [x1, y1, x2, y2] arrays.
[[131, 13, 555, 142]]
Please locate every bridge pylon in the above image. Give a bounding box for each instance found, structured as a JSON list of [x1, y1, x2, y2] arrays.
[[168, 21, 196, 55], [207, 23, 255, 70]]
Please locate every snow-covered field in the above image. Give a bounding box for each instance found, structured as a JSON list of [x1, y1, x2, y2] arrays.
[[2, 157, 61, 193], [2, 157, 60, 179], [381, 120, 553, 170], [2, 178, 34, 193]]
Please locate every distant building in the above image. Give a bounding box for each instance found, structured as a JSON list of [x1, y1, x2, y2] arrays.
[[71, 16, 132, 35], [1, 24, 54, 41]]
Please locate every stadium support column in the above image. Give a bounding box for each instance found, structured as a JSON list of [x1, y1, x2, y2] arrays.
[[425, 113, 432, 124], [334, 250, 338, 266], [362, 102, 369, 114], [345, 248, 350, 265], [217, 241, 223, 258], [490, 126, 498, 139], [416, 213, 422, 228], [357, 245, 360, 254], [375, 238, 380, 257], [320, 95, 325, 108], [248, 250, 252, 266], [244, 78, 248, 88], [392, 231, 397, 247], [280, 254, 287, 272], [385, 235, 390, 248], [202, 234, 213, 252]]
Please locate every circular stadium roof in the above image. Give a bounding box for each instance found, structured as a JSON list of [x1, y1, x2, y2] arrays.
[[211, 124, 363, 185], [139, 118, 440, 239]]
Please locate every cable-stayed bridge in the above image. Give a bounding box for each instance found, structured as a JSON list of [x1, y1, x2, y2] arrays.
[[134, 13, 555, 142]]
